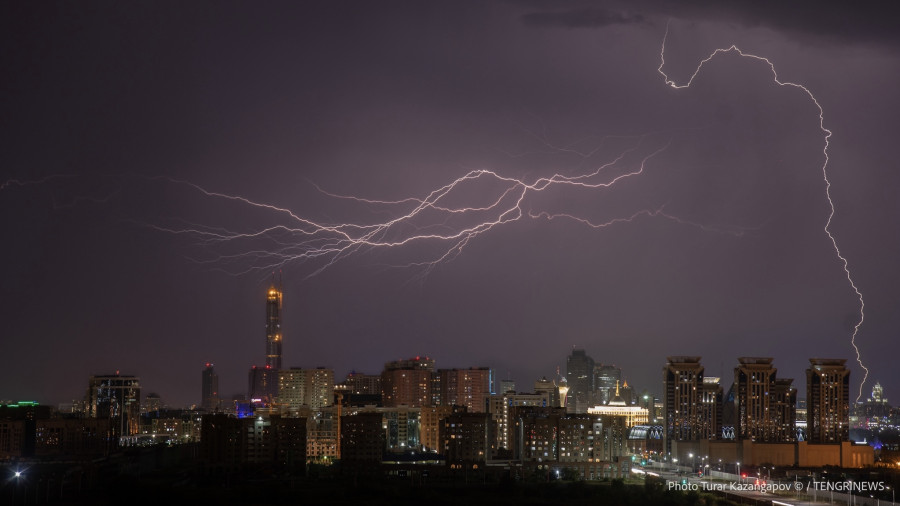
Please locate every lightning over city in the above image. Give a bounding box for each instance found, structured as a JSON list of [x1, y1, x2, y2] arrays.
[[122, 22, 872, 404], [657, 23, 870, 402], [2, 5, 899, 491]]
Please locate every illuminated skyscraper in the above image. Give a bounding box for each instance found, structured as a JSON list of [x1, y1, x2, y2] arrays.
[[266, 282, 283, 370], [662, 356, 711, 452], [734, 357, 795, 442], [772, 378, 797, 442], [249, 282, 284, 403], [806, 358, 850, 443]]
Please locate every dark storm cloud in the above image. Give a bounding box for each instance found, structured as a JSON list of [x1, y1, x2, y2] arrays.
[[2, 0, 898, 407], [521, 7, 646, 29], [665, 1, 900, 47], [517, 0, 900, 47]]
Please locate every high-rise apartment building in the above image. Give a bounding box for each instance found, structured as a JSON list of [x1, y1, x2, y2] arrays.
[[201, 363, 219, 411], [509, 406, 627, 464], [420, 405, 461, 452], [341, 412, 385, 462], [381, 356, 436, 408], [277, 367, 334, 411], [806, 358, 850, 443], [734, 357, 795, 442], [342, 372, 382, 395], [380, 406, 421, 452], [511, 406, 564, 461], [438, 367, 492, 413], [441, 412, 494, 464], [488, 390, 552, 451], [772, 377, 797, 442], [662, 357, 707, 451]]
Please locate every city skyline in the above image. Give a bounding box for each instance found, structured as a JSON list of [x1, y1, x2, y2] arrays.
[[3, 2, 900, 407]]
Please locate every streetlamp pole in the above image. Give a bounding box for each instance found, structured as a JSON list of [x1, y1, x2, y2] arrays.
[[15, 471, 22, 504]]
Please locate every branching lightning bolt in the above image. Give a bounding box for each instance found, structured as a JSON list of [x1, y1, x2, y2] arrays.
[[658, 23, 868, 401], [147, 142, 678, 279]]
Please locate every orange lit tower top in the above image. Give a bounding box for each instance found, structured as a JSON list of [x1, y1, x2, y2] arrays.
[[265, 279, 283, 370]]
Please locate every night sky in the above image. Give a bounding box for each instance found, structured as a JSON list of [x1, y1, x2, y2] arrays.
[[3, 1, 899, 408]]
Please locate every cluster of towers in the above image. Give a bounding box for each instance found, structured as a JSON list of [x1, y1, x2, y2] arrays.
[[562, 348, 641, 414], [662, 355, 851, 450]]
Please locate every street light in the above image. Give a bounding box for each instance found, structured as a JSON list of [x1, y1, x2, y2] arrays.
[[689, 453, 694, 473], [12, 469, 22, 505]]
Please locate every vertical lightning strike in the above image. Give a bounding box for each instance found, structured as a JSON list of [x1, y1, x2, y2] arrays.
[[658, 23, 869, 401]]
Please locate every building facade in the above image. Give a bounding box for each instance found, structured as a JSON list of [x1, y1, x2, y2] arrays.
[[438, 367, 492, 413], [277, 367, 335, 412], [662, 356, 707, 451], [594, 364, 622, 405], [265, 283, 283, 370], [566, 349, 595, 414], [441, 412, 493, 465], [381, 356, 436, 408], [85, 374, 141, 437], [734, 357, 795, 442], [806, 358, 850, 443]]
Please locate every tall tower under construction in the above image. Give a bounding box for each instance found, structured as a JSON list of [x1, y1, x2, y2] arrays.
[[266, 281, 283, 370], [249, 279, 283, 403]]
